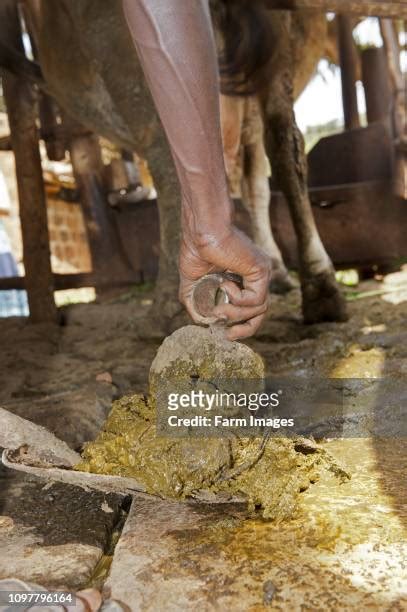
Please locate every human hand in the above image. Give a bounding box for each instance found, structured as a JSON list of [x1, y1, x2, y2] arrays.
[[179, 224, 271, 340]]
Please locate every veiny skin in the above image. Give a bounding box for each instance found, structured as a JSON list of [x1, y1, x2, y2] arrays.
[[122, 0, 271, 340]]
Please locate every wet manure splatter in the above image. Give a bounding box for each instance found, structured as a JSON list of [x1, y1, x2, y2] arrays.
[[76, 326, 348, 520]]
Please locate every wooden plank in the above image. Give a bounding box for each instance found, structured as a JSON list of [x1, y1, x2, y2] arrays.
[[307, 123, 393, 187], [267, 182, 407, 268], [0, 407, 80, 468], [380, 19, 405, 141], [0, 272, 140, 291], [265, 1, 407, 17]]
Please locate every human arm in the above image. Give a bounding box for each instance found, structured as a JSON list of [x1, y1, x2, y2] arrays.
[[122, 0, 270, 339]]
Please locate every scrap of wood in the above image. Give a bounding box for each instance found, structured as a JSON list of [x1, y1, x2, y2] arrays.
[[0, 407, 80, 467], [0, 406, 146, 494], [2, 449, 147, 496], [2, 449, 245, 502], [0, 408, 244, 501]]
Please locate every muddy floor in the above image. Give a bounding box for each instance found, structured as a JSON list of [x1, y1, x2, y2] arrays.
[[0, 269, 406, 608]]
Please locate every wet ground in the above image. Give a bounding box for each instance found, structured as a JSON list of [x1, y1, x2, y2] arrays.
[[0, 269, 406, 608], [106, 442, 406, 610]]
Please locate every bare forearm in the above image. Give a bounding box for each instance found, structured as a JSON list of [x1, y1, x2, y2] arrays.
[[122, 0, 271, 339], [122, 0, 232, 238]]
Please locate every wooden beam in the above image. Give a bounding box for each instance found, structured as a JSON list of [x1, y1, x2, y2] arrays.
[[2, 85, 57, 322], [380, 19, 406, 199], [380, 19, 405, 138], [2, 69, 57, 323], [337, 15, 360, 130], [264, 1, 407, 18], [0, 2, 56, 323], [0, 273, 140, 291]]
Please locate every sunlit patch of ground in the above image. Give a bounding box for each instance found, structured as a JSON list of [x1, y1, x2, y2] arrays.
[[54, 287, 96, 307]]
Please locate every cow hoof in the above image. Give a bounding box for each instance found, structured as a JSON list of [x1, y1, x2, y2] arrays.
[[301, 272, 348, 324], [269, 270, 297, 294]]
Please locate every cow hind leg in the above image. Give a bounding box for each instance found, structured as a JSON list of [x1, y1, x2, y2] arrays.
[[264, 13, 347, 323], [241, 142, 296, 294], [266, 110, 348, 322]]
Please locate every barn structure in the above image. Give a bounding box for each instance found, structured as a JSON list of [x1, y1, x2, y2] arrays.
[[0, 0, 405, 324]]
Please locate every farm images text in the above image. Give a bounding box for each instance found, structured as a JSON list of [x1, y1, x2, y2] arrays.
[[166, 390, 295, 429]]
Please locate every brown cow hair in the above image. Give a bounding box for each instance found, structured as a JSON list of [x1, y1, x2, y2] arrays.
[[211, 0, 276, 96]]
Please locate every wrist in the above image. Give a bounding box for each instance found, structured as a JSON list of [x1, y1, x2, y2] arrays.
[[182, 218, 233, 251], [181, 198, 233, 245]]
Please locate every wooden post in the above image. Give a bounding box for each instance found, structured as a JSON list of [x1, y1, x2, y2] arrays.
[[337, 15, 360, 130], [361, 47, 392, 124], [66, 119, 137, 285], [380, 19, 406, 199], [380, 19, 405, 138], [1, 71, 57, 323]]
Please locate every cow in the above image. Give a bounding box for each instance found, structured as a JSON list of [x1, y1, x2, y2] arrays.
[[0, 0, 347, 328]]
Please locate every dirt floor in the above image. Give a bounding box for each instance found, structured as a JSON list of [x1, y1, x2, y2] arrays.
[[0, 268, 406, 609]]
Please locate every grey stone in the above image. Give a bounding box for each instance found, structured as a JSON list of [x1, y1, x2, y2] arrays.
[[0, 467, 120, 591], [105, 496, 256, 612]]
